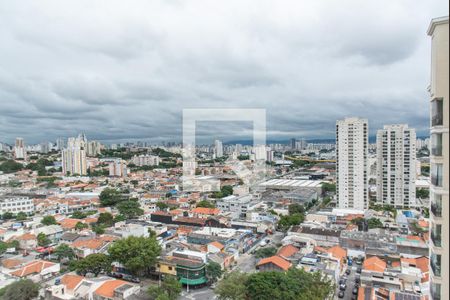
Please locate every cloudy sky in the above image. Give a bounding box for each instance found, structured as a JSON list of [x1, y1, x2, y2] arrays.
[[0, 1, 447, 145]]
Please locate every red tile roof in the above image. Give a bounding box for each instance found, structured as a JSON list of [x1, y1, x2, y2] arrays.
[[256, 255, 291, 271], [363, 256, 386, 273], [277, 245, 299, 258]]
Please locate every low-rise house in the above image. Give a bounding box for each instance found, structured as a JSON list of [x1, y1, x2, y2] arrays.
[[256, 255, 291, 272], [71, 238, 110, 258], [9, 260, 60, 282]]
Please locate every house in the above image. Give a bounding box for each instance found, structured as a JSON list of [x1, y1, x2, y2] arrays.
[[191, 207, 220, 218], [11, 233, 37, 250], [207, 241, 224, 254], [208, 252, 235, 270], [277, 244, 300, 261], [71, 238, 109, 258], [94, 279, 140, 300], [256, 255, 291, 272], [9, 260, 60, 282]]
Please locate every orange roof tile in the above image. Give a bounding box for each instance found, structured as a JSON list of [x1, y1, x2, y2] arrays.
[[61, 274, 84, 290], [256, 255, 291, 271], [14, 233, 36, 241], [327, 246, 347, 261], [277, 245, 299, 258], [418, 220, 429, 228], [191, 207, 220, 215], [363, 256, 386, 273], [94, 279, 127, 298], [2, 258, 23, 269], [208, 241, 224, 250], [10, 260, 56, 277], [59, 218, 82, 229], [72, 238, 104, 250]]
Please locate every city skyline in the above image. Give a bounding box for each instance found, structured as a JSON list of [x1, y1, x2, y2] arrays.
[[0, 1, 448, 143]]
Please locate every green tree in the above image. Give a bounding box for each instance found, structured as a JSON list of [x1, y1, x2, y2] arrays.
[[196, 200, 216, 208], [75, 222, 88, 231], [41, 215, 57, 225], [254, 247, 277, 258], [71, 211, 88, 219], [1, 212, 14, 220], [156, 202, 169, 210], [206, 262, 223, 283], [117, 200, 144, 219], [15, 212, 28, 221], [0, 160, 23, 173], [92, 225, 105, 235], [99, 188, 124, 206], [214, 271, 249, 300], [416, 188, 429, 199], [288, 204, 305, 215], [221, 186, 233, 197], [53, 243, 75, 261], [367, 218, 383, 229], [0, 240, 19, 254], [37, 232, 51, 247], [321, 182, 336, 193], [108, 236, 161, 276], [75, 253, 111, 276], [278, 213, 304, 231], [97, 212, 114, 227], [148, 276, 182, 300], [245, 268, 333, 300], [113, 214, 126, 223], [0, 279, 39, 300]]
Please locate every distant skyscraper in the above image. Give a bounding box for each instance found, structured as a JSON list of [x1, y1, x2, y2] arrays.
[[336, 117, 368, 210], [87, 140, 102, 157], [14, 137, 27, 160], [56, 137, 66, 151], [109, 159, 128, 177], [376, 124, 416, 208], [290, 138, 297, 150], [40, 142, 49, 154], [428, 16, 448, 300], [62, 134, 87, 176], [214, 140, 223, 158]]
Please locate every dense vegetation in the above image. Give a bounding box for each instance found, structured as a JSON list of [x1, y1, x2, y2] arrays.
[[215, 269, 333, 300]]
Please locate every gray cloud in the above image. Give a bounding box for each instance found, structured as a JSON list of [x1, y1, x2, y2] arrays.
[[0, 0, 447, 144]]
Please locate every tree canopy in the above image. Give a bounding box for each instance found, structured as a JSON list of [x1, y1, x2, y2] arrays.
[[148, 276, 182, 300], [0, 279, 39, 300], [117, 200, 144, 219], [108, 236, 161, 275], [41, 215, 58, 225], [206, 261, 223, 283], [75, 253, 111, 276], [99, 188, 125, 206], [215, 268, 333, 300], [196, 200, 216, 208]]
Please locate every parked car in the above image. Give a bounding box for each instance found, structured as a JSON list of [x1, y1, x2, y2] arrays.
[[338, 291, 345, 298], [356, 267, 362, 274], [345, 269, 351, 275], [339, 283, 346, 291], [352, 287, 358, 295], [339, 278, 346, 285], [355, 276, 360, 284]]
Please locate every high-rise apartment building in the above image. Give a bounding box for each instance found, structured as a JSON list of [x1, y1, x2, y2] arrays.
[[14, 137, 27, 160], [109, 159, 128, 177], [87, 140, 102, 157], [62, 134, 87, 176], [428, 16, 449, 300], [376, 124, 416, 208], [336, 117, 368, 210], [214, 140, 223, 158]]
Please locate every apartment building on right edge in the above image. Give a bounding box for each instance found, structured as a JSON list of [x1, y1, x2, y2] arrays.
[[427, 16, 449, 300]]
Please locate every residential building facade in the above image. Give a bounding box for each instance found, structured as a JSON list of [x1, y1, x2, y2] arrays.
[[376, 124, 417, 208], [428, 16, 449, 300], [336, 117, 369, 210]]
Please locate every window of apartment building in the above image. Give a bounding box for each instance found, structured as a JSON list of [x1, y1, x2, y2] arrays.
[[431, 194, 442, 217], [431, 252, 441, 277], [431, 282, 441, 300], [431, 163, 443, 187], [431, 133, 443, 156], [431, 223, 442, 247], [431, 98, 444, 126]]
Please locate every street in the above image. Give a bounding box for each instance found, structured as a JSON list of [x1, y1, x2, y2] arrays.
[[335, 265, 359, 300]]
